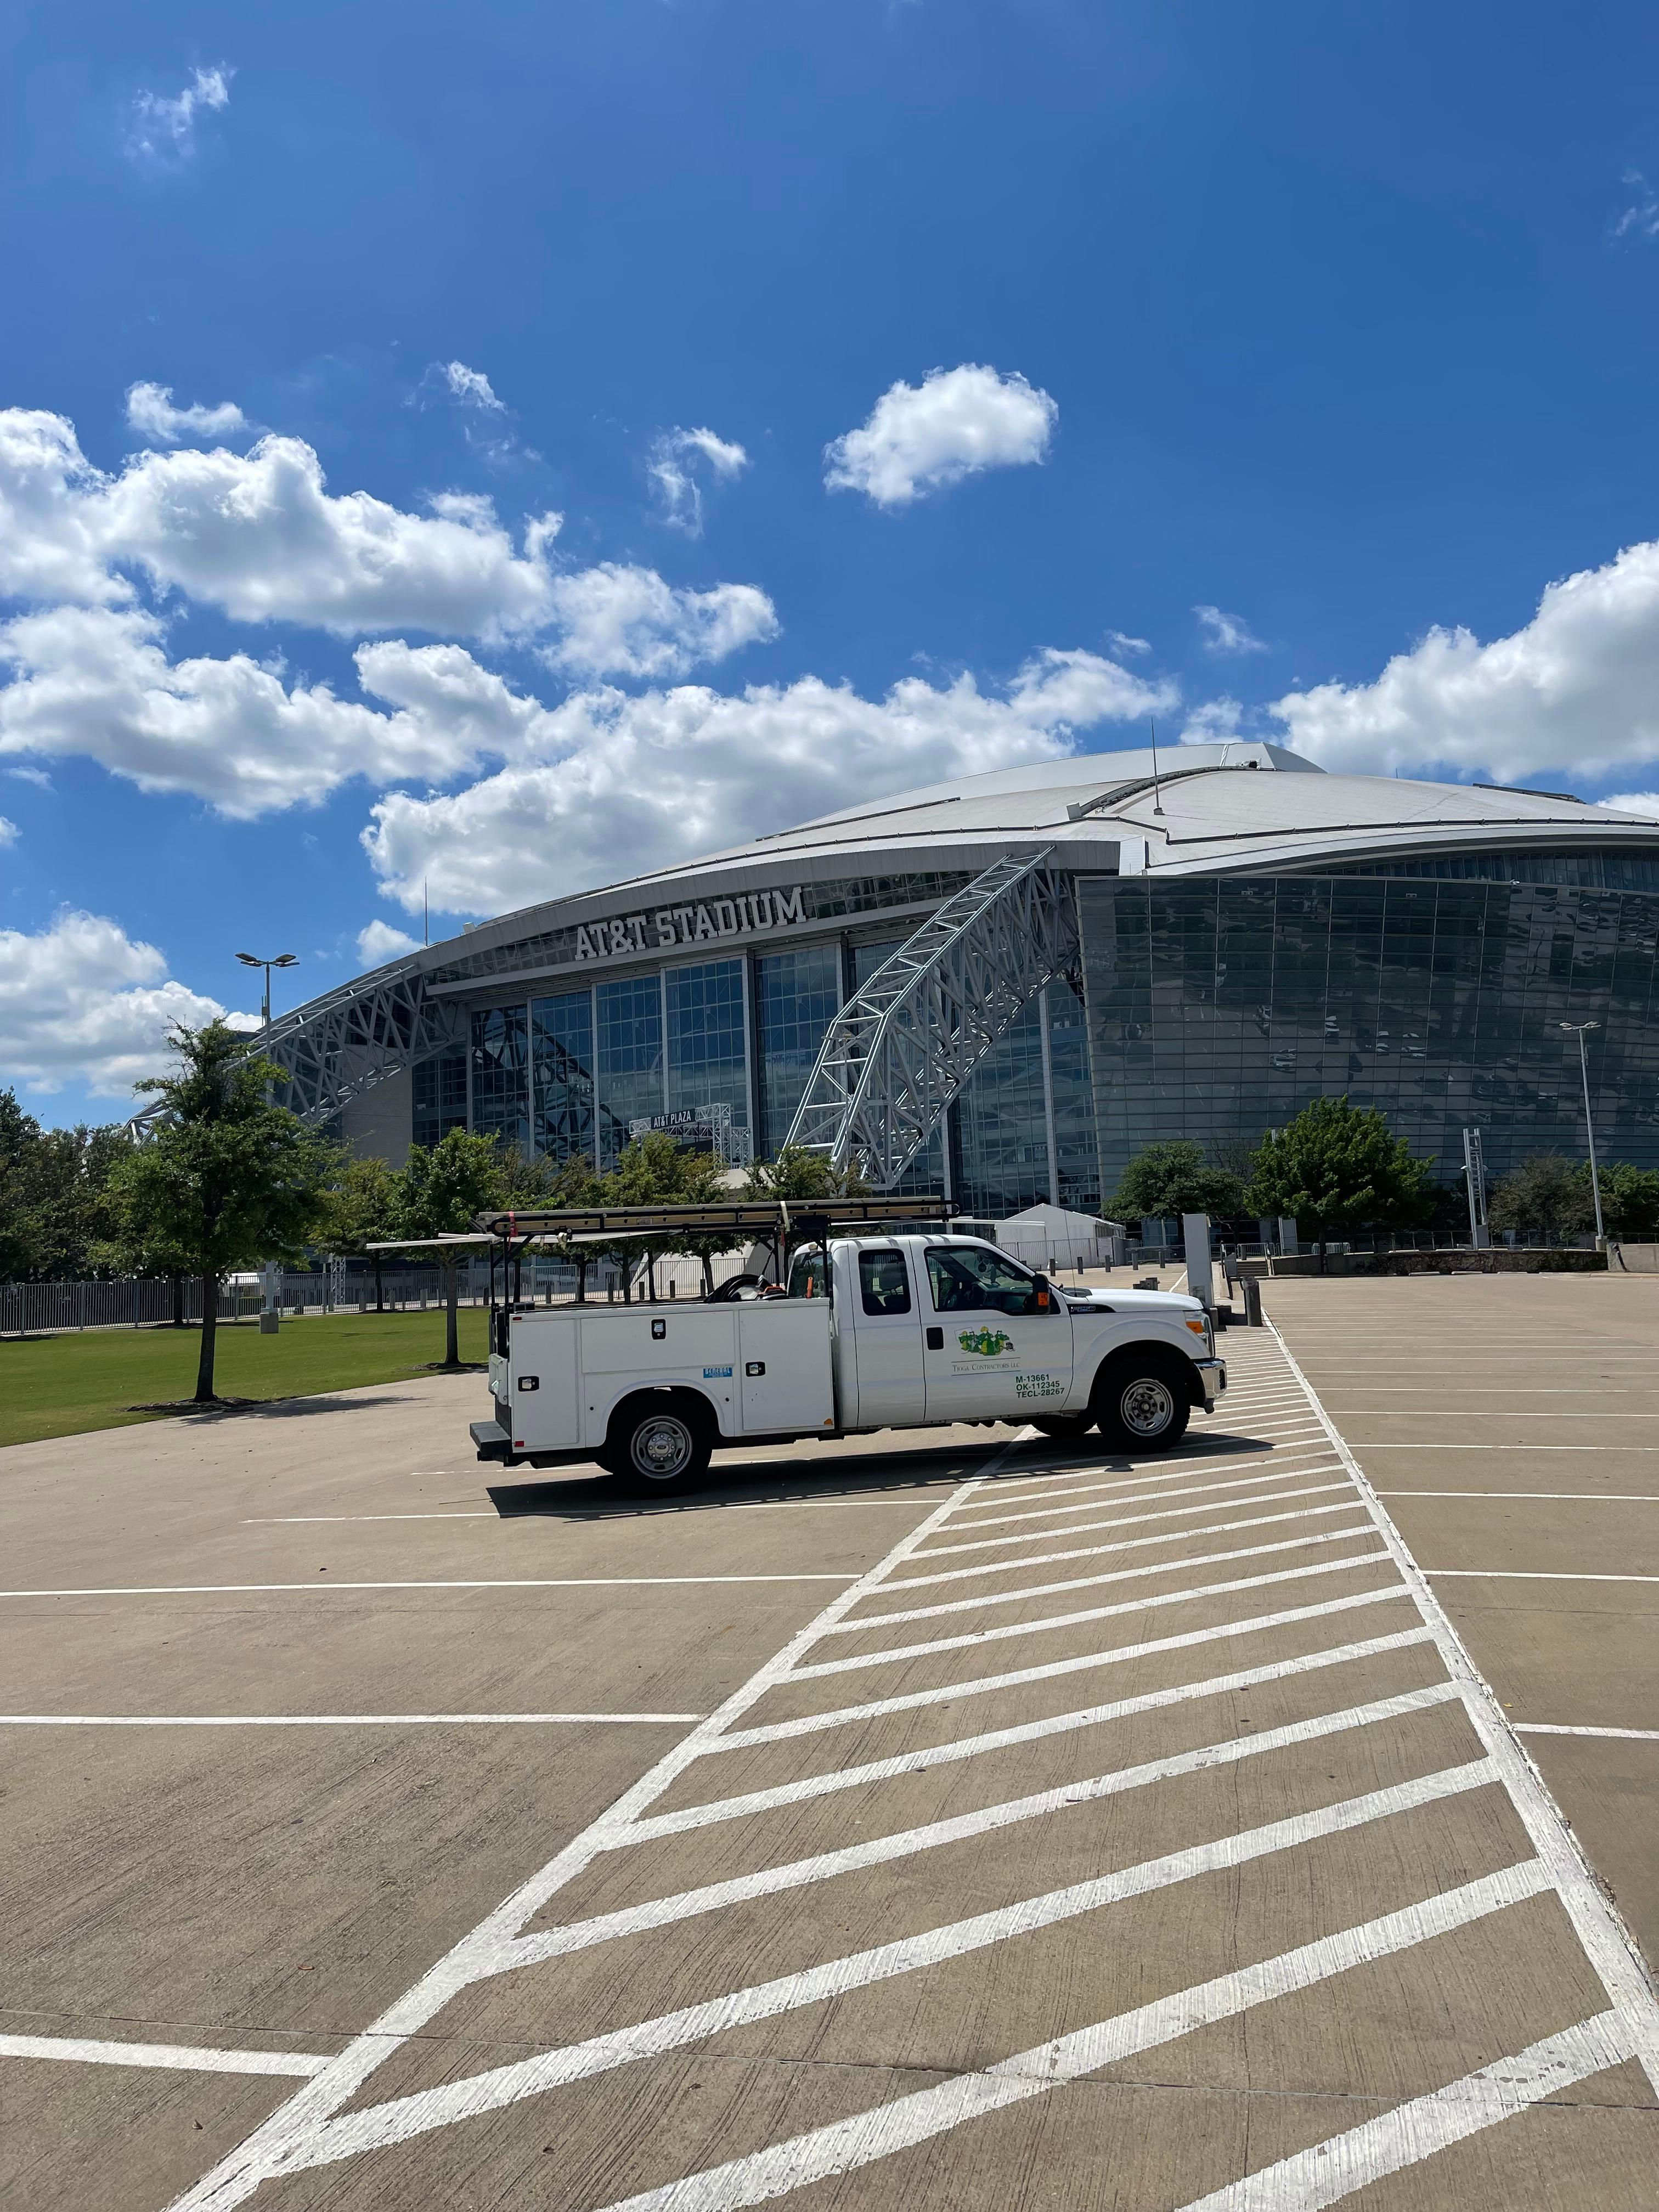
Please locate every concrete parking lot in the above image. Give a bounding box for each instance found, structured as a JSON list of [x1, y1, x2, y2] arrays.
[[1, 1283, 1656, 2210]]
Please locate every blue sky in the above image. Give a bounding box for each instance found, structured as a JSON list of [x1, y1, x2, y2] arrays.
[[9, 0, 1659, 1122]]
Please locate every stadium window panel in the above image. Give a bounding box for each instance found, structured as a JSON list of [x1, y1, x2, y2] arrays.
[[595, 975, 663, 1167], [665, 958, 749, 1130], [470, 1005, 531, 1153], [531, 989, 599, 1166], [755, 943, 843, 1156], [413, 1048, 467, 1149]]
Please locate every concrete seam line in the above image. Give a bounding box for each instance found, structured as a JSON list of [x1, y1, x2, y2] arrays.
[[1265, 1319, 1659, 2095], [706, 1583, 1415, 1743], [555, 1680, 1464, 1876], [1172, 2010, 1636, 2212], [786, 1551, 1396, 1680], [161, 1434, 1035, 2210], [0, 1576, 861, 1599], [243, 1762, 1505, 2171], [582, 1862, 1554, 2212], [0, 2034, 330, 2077]]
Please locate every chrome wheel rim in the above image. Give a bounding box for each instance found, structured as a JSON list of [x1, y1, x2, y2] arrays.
[[1120, 1378, 1175, 1437], [631, 1413, 695, 1480]]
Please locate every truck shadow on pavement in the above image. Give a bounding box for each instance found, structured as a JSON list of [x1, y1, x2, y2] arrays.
[[484, 1423, 1293, 1520]]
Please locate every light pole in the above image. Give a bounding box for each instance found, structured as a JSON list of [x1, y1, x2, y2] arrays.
[[1559, 1022, 1605, 1245], [237, 951, 298, 1030]]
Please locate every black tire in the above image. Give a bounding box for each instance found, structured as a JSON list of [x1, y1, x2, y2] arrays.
[[1092, 1353, 1192, 1453], [608, 1393, 713, 1492], [1029, 1413, 1095, 1442]]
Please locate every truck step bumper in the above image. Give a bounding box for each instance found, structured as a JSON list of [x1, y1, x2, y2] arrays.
[[470, 1419, 514, 1464]]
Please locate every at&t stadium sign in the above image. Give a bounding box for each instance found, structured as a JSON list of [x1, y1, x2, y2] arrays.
[[573, 884, 808, 962]]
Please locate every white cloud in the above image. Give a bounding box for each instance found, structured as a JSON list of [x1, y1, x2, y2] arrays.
[[1107, 631, 1151, 657], [649, 426, 748, 535], [0, 909, 245, 1097], [0, 409, 775, 674], [435, 362, 505, 412], [1612, 169, 1659, 243], [1272, 537, 1659, 785], [825, 364, 1057, 509], [0, 607, 490, 817], [3, 765, 50, 788], [1596, 793, 1659, 820], [360, 646, 1177, 916], [1194, 605, 1267, 656], [0, 815, 15, 847], [356, 918, 421, 967], [1178, 696, 1246, 743], [539, 564, 778, 679], [125, 382, 250, 445], [129, 65, 232, 161]]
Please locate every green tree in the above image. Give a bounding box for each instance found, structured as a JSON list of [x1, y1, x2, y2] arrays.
[[744, 1144, 870, 1203], [318, 1153, 404, 1310], [1487, 1154, 1596, 1246], [1111, 1141, 1249, 1226], [102, 1022, 334, 1402], [0, 1092, 135, 1282], [1598, 1161, 1659, 1239], [531, 1151, 606, 1302], [600, 1132, 728, 1299], [1249, 1096, 1433, 1267], [395, 1130, 509, 1367]]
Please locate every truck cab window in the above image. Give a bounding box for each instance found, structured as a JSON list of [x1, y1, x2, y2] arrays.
[[859, 1250, 911, 1315], [787, 1250, 828, 1300], [926, 1245, 1043, 1316]]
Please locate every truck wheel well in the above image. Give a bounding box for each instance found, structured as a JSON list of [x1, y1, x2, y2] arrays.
[[606, 1386, 717, 1442], [1091, 1342, 1204, 1412]]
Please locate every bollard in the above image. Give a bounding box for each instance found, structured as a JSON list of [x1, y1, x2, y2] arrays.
[[1243, 1277, 1263, 1328]]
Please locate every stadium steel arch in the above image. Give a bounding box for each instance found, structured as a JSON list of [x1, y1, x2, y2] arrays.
[[782, 847, 1081, 1188]]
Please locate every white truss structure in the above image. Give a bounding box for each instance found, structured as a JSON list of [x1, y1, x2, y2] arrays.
[[783, 848, 1080, 1187]]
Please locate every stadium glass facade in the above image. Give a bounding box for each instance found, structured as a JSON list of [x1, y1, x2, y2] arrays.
[[1078, 866, 1659, 1191]]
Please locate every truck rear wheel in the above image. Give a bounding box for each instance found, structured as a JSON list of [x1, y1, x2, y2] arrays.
[[1093, 1353, 1192, 1453], [607, 1393, 713, 1492]]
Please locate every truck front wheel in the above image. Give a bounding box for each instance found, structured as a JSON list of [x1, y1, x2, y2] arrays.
[[1093, 1353, 1192, 1453], [607, 1393, 713, 1492]]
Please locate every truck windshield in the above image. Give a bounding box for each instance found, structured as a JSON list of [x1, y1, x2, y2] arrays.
[[926, 1245, 1043, 1316]]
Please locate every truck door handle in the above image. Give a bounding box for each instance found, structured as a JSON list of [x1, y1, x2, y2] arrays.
[[745, 1361, 765, 1376], [925, 1327, 943, 1350]]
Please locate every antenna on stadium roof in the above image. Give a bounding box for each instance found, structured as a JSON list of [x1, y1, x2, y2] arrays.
[[1149, 720, 1165, 815]]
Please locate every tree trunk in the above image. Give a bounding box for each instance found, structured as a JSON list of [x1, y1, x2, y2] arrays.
[[444, 1265, 460, 1367], [374, 1255, 384, 1313], [575, 1256, 588, 1305], [171, 1272, 185, 1328], [195, 1271, 219, 1401], [1318, 1239, 1328, 1276]]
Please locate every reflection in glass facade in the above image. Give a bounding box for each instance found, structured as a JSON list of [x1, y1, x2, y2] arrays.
[[594, 975, 663, 1166], [755, 944, 842, 1155], [532, 989, 597, 1166], [412, 1049, 467, 1149], [470, 1007, 529, 1150], [1079, 873, 1659, 1193], [1047, 979, 1101, 1212], [955, 998, 1048, 1217], [1328, 847, 1659, 893], [665, 959, 748, 1130]]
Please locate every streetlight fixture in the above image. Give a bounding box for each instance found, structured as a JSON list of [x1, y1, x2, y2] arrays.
[[1559, 1022, 1605, 1246], [237, 951, 298, 1029]]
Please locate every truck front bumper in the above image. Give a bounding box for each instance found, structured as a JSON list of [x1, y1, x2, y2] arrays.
[[1193, 1356, 1227, 1412]]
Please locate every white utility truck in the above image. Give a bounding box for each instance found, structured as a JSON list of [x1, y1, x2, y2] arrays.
[[470, 1198, 1224, 1491]]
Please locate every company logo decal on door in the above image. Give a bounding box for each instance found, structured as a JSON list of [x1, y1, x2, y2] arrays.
[[957, 1328, 1015, 1357]]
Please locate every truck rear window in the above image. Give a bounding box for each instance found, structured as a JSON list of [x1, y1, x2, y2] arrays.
[[859, 1250, 911, 1314], [787, 1251, 827, 1299]]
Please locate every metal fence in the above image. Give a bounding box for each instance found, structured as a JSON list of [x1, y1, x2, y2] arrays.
[[0, 1265, 498, 1336]]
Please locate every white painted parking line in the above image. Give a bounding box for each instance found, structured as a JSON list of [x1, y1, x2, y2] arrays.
[[1426, 1570, 1659, 1584], [1377, 1491, 1659, 1502], [0, 1712, 704, 1727], [0, 2033, 329, 2077], [1175, 2010, 1635, 2212], [231, 1763, 1506, 2172], [911, 1481, 1353, 1557], [1515, 1724, 1659, 1742], [0, 1576, 859, 1599], [587, 1863, 1554, 2212], [944, 1468, 1344, 1530], [1340, 1443, 1659, 1452], [950, 1455, 1340, 1516]]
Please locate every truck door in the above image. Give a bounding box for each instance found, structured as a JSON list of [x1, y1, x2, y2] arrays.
[[921, 1244, 1073, 1424], [847, 1246, 927, 1427]]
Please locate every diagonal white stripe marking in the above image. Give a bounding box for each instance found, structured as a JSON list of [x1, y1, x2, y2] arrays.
[[162, 1441, 1028, 2212], [937, 1469, 1344, 1531], [266, 1762, 1503, 2172], [980, 1440, 1332, 1497], [1514, 1723, 1659, 1742], [684, 1585, 1415, 1748], [1174, 2010, 1637, 2211], [949, 1449, 1334, 1515], [552, 1680, 1462, 1875], [587, 1860, 1551, 2212], [833, 1515, 1370, 1629], [910, 1482, 1353, 1558], [0, 2034, 329, 2078], [788, 1551, 1393, 1680]]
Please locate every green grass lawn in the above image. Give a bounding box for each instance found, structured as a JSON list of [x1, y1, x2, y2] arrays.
[[0, 1306, 491, 1449]]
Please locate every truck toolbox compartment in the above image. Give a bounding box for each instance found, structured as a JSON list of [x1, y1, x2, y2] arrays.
[[578, 1311, 738, 1374]]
